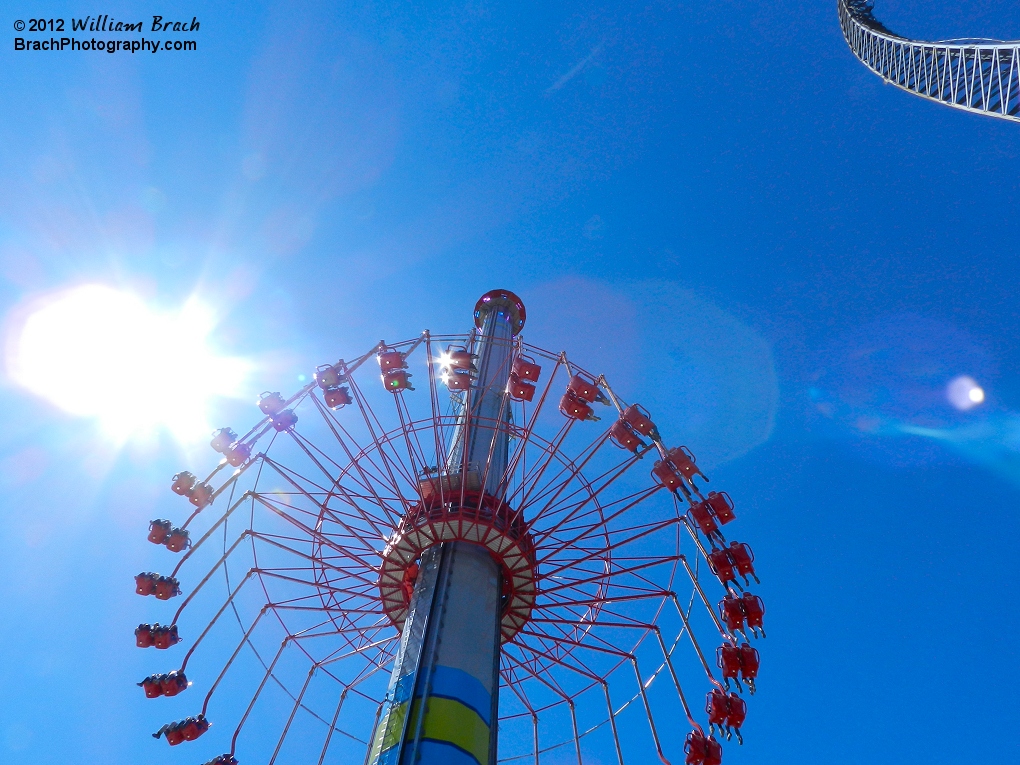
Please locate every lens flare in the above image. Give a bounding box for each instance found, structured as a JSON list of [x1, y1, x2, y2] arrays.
[[5, 284, 251, 442], [947, 375, 985, 411]]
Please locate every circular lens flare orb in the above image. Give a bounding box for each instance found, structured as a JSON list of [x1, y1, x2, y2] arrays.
[[6, 284, 251, 442], [947, 375, 985, 412]]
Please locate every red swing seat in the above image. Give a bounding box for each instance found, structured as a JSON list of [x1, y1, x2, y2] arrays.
[[741, 593, 765, 631], [689, 500, 719, 537], [559, 392, 595, 421], [152, 624, 180, 650], [226, 442, 250, 467], [665, 446, 704, 481], [719, 595, 745, 633], [153, 575, 181, 601], [651, 459, 684, 491], [271, 409, 298, 432], [609, 420, 642, 452], [141, 675, 163, 698], [706, 492, 736, 525], [171, 471, 196, 496], [566, 375, 601, 403], [135, 572, 157, 596], [726, 692, 746, 730], [181, 715, 209, 741], [209, 428, 237, 454], [622, 403, 658, 439], [738, 643, 760, 681], [512, 355, 541, 382], [706, 688, 729, 726], [148, 519, 172, 545], [377, 350, 407, 373], [189, 482, 213, 508], [161, 670, 188, 697], [508, 373, 535, 401], [314, 364, 343, 389], [165, 527, 191, 553], [135, 623, 154, 648], [446, 349, 476, 370], [382, 370, 413, 392], [717, 643, 741, 682], [258, 391, 286, 415], [324, 386, 352, 409], [708, 548, 738, 586], [727, 542, 755, 579], [445, 370, 472, 391], [165, 725, 185, 746]]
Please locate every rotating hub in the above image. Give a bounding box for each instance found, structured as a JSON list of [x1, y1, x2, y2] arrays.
[[379, 488, 537, 642]]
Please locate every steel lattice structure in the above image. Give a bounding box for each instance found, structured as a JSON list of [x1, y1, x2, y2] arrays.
[[134, 291, 766, 765], [839, 0, 1020, 122]]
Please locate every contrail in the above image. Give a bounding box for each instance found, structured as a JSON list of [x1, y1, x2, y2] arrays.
[[546, 44, 603, 93]]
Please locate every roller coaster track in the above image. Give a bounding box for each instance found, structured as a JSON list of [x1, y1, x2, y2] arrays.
[[838, 0, 1020, 122]]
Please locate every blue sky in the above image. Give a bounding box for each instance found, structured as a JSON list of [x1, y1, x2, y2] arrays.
[[1, 1, 1019, 763]]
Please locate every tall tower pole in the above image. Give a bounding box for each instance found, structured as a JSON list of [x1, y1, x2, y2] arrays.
[[369, 290, 525, 765]]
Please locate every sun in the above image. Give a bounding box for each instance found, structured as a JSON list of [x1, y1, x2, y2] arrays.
[[5, 284, 251, 442]]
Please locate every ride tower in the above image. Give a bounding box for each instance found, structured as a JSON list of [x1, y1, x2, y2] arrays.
[[369, 290, 525, 765]]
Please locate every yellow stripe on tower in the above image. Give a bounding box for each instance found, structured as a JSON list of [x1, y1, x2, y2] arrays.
[[370, 696, 491, 765], [418, 696, 490, 765], [369, 700, 408, 763]]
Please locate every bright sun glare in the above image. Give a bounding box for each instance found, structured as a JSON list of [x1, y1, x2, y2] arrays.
[[6, 284, 250, 442]]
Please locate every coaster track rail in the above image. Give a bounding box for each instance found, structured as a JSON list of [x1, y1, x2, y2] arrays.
[[838, 0, 1020, 122]]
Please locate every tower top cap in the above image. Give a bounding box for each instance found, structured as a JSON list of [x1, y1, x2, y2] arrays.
[[474, 289, 526, 336]]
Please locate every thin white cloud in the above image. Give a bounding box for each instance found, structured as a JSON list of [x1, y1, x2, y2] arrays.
[[546, 44, 603, 93]]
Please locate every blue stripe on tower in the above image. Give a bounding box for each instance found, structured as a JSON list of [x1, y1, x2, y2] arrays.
[[415, 739, 485, 765], [427, 665, 492, 726], [393, 672, 415, 703], [376, 748, 400, 765]]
